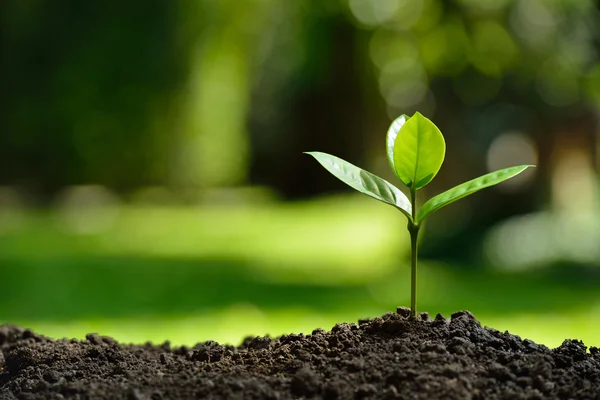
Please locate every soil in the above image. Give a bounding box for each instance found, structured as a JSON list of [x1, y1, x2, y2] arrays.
[[1, 309, 599, 400]]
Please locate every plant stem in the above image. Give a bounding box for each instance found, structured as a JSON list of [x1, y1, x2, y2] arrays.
[[409, 188, 419, 318], [409, 222, 419, 318]]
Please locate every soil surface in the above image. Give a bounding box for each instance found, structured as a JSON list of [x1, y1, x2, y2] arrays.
[[1, 309, 599, 399]]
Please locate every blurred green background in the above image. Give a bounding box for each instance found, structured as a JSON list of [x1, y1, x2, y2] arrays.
[[2, 0, 600, 348]]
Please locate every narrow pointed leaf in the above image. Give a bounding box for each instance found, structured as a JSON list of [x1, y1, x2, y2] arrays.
[[393, 112, 446, 190], [386, 114, 408, 181], [305, 151, 412, 220], [417, 165, 534, 223]]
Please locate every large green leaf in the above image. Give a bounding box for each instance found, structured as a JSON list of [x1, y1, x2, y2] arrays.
[[305, 151, 412, 220], [386, 114, 408, 181], [417, 165, 534, 223], [393, 112, 446, 190]]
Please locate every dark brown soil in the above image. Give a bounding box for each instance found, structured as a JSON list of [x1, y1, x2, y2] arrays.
[[1, 309, 599, 399]]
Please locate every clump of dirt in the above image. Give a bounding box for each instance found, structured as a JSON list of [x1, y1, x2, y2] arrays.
[[1, 309, 599, 399]]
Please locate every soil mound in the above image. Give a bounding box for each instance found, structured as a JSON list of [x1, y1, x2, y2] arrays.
[[1, 309, 599, 399]]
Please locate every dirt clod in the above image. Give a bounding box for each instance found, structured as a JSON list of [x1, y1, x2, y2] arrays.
[[1, 310, 599, 399]]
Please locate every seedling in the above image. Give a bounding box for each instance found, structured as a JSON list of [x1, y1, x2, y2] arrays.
[[306, 112, 534, 318]]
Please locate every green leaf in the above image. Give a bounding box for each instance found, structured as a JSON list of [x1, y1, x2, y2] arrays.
[[393, 112, 446, 190], [417, 165, 534, 223], [305, 151, 412, 220], [386, 114, 408, 181]]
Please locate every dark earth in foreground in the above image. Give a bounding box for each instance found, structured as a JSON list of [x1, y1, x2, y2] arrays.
[[1, 309, 599, 399]]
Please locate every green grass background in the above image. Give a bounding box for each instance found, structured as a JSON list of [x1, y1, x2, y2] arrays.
[[1, 196, 598, 349]]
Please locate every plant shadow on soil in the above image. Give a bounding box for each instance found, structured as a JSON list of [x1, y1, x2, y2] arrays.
[[0, 255, 598, 322]]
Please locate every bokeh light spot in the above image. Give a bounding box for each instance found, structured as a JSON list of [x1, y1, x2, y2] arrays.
[[348, 0, 401, 26], [487, 131, 538, 191]]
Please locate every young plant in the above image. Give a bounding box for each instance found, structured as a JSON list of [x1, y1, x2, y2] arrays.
[[306, 112, 534, 318]]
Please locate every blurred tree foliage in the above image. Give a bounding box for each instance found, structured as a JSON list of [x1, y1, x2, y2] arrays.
[[247, 1, 385, 198], [0, 0, 195, 196], [1, 0, 599, 203], [248, 0, 600, 201]]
